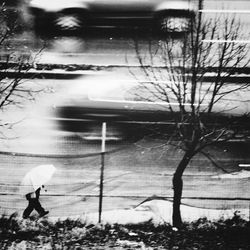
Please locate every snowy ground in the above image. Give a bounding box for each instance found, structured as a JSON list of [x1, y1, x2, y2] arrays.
[[49, 198, 249, 226]]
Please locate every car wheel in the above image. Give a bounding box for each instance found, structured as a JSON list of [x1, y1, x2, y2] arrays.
[[158, 15, 192, 33], [54, 13, 83, 31]]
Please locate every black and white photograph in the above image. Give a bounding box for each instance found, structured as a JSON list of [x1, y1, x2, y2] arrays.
[[0, 0, 249, 249]]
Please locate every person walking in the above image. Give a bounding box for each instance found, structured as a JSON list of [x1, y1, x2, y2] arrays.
[[23, 185, 49, 219]]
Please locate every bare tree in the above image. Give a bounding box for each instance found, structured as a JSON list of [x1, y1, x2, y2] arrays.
[[133, 1, 250, 228], [0, 3, 42, 139]]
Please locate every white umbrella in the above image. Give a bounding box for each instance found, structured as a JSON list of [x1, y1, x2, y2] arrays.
[[21, 164, 56, 195]]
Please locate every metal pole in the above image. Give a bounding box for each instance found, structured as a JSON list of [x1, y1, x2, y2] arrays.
[[98, 122, 106, 223]]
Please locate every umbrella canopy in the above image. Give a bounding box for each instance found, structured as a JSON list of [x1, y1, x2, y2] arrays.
[[21, 164, 56, 195]]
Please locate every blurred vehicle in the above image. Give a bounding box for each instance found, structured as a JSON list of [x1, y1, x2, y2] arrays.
[[51, 73, 250, 141], [28, 0, 197, 33], [52, 74, 171, 141]]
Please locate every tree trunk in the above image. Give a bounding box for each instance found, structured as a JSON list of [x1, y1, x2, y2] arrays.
[[172, 150, 193, 228]]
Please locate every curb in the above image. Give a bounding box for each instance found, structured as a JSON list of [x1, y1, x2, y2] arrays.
[[0, 144, 128, 158], [0, 150, 102, 158], [2, 65, 250, 81], [0, 69, 100, 79]]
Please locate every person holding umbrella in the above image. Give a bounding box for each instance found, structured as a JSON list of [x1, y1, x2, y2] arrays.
[[21, 164, 56, 219], [23, 185, 49, 219]]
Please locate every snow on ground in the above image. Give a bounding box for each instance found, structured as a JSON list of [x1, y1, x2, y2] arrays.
[[49, 198, 249, 226], [211, 169, 250, 179]]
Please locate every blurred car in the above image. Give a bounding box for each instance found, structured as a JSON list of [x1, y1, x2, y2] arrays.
[[52, 74, 173, 141], [28, 0, 197, 33], [51, 73, 250, 141]]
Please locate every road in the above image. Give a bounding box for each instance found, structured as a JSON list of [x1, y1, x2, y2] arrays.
[[1, 75, 250, 155], [0, 77, 250, 218]]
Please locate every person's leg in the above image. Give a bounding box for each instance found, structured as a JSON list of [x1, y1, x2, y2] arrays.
[[33, 198, 49, 216], [23, 199, 34, 218]]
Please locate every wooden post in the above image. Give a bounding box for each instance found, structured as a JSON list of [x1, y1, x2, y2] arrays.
[[98, 122, 106, 223]]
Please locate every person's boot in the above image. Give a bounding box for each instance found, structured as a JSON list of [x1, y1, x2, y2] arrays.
[[39, 211, 49, 218]]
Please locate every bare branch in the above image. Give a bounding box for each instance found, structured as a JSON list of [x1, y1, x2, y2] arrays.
[[133, 1, 250, 227]]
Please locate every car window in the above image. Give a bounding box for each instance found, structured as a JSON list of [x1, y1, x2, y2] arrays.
[[88, 81, 132, 101], [88, 81, 174, 104], [124, 84, 163, 103]]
